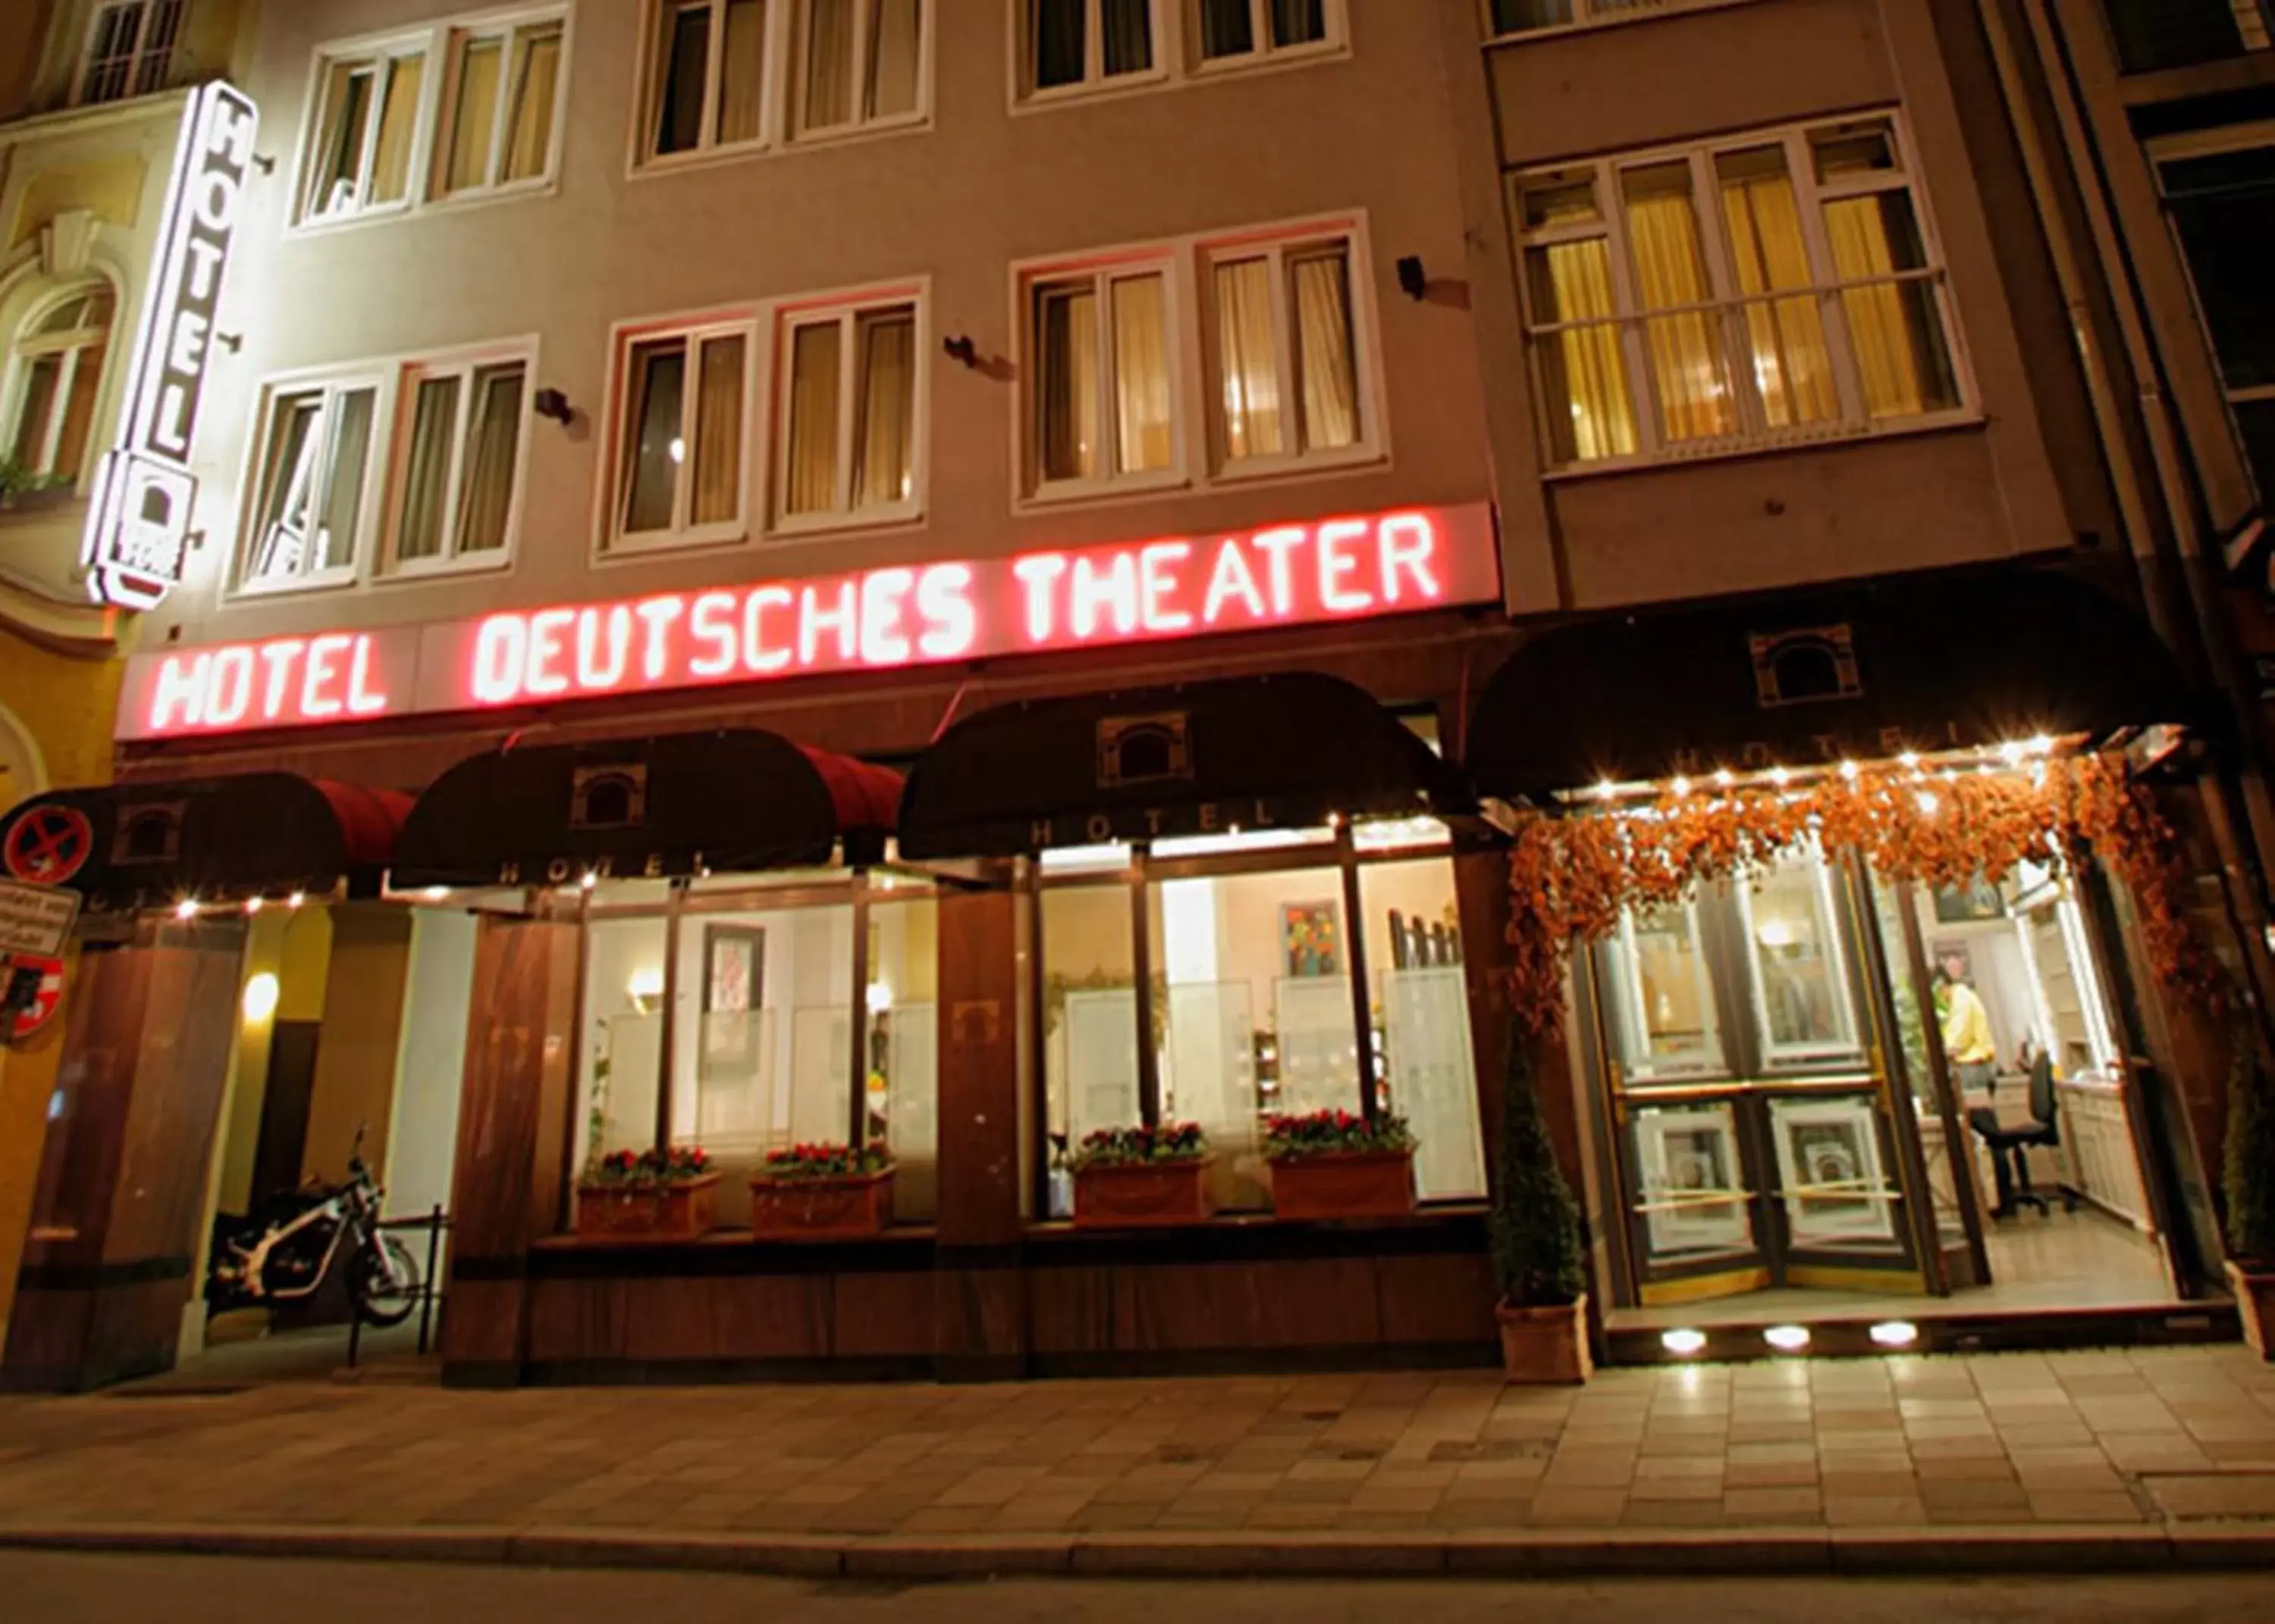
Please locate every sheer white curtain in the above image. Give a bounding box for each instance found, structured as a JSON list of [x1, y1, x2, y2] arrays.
[[692, 334, 746, 525], [444, 39, 501, 193], [621, 343, 685, 535], [853, 309, 915, 508], [504, 26, 563, 180], [866, 0, 921, 118], [1214, 257, 1282, 460], [718, 0, 767, 143], [1112, 274, 1171, 475], [1292, 248, 1358, 451], [316, 389, 375, 571], [803, 0, 855, 127]]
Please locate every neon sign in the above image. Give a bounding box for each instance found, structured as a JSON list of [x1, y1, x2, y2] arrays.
[[81, 82, 259, 612], [116, 503, 1501, 740]]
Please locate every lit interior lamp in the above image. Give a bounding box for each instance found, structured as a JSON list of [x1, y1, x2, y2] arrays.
[[626, 967, 664, 1014], [1671, 776, 1692, 798], [174, 898, 199, 920], [580, 871, 598, 891], [1715, 769, 1735, 788], [2027, 735, 2054, 757], [243, 896, 263, 916], [1595, 779, 1618, 802], [1661, 1328, 1708, 1357], [1768, 766, 1790, 786], [1899, 751, 1921, 772], [1869, 1321, 1919, 1350], [242, 971, 280, 1024], [1756, 919, 1797, 949], [1764, 1325, 1812, 1353], [423, 886, 449, 902]]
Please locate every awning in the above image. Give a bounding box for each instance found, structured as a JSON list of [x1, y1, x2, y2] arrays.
[[0, 775, 410, 912], [1467, 569, 2200, 801], [392, 729, 902, 888], [898, 672, 1470, 859]]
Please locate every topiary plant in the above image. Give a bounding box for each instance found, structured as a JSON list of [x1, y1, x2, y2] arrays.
[[2225, 1018, 2275, 1266], [1489, 1037, 1586, 1307]]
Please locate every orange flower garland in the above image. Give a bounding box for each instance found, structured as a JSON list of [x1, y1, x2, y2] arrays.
[[1505, 754, 2207, 1039]]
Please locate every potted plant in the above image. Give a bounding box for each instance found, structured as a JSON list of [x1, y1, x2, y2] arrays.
[[575, 1146, 720, 1242], [1490, 1042, 1591, 1384], [1069, 1123, 1213, 1228], [750, 1142, 895, 1240], [2223, 1022, 2275, 1358], [1263, 1108, 1416, 1220]]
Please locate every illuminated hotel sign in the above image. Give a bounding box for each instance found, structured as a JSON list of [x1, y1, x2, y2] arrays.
[[115, 503, 1502, 741], [80, 82, 259, 612]]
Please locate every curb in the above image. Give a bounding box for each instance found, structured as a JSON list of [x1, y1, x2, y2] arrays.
[[1, 1522, 2271, 1579]]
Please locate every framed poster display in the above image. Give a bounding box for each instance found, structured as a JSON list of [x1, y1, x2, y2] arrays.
[[1633, 1103, 1753, 1259], [1771, 1096, 1897, 1247], [1279, 901, 1344, 978], [700, 924, 764, 1083]]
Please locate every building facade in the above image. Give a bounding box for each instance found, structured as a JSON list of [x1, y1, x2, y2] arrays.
[[0, 0, 2258, 1389]]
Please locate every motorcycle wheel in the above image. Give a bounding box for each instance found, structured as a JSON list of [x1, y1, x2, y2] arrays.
[[350, 1234, 423, 1328]]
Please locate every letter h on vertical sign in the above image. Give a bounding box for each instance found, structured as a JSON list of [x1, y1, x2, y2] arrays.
[[80, 81, 259, 612]]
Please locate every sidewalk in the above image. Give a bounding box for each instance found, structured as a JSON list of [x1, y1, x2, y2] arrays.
[[2, 1345, 2273, 1575]]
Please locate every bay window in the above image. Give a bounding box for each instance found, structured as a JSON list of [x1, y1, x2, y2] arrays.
[[776, 294, 922, 527], [610, 321, 754, 549], [76, 0, 184, 106], [387, 358, 529, 572], [1512, 113, 1966, 470], [4, 285, 113, 487]]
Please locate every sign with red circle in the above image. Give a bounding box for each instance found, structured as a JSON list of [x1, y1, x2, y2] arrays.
[[8, 955, 64, 1042], [3, 806, 94, 887]]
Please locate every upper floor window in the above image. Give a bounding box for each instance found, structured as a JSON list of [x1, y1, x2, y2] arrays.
[[1511, 114, 1967, 472], [2100, 0, 2270, 76], [642, 0, 929, 167], [244, 375, 383, 590], [1015, 0, 1340, 105], [3, 284, 114, 489], [1484, 1, 1744, 38], [2159, 136, 2275, 504], [1029, 256, 1178, 497], [76, 0, 184, 106], [612, 318, 755, 548], [296, 8, 570, 227], [1208, 235, 1364, 469], [388, 358, 532, 571], [776, 293, 922, 528]]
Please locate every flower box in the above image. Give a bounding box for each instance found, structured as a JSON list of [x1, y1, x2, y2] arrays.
[[1267, 1148, 1416, 1221], [749, 1169, 896, 1240], [1074, 1157, 1216, 1229], [573, 1173, 721, 1243]]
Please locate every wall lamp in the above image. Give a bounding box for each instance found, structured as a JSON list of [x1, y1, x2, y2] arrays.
[[943, 334, 981, 368], [533, 387, 576, 425], [1396, 256, 1428, 301]]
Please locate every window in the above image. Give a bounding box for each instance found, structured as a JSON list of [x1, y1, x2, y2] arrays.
[[387, 359, 529, 571], [1193, 0, 1330, 63], [1485, 0, 1751, 37], [638, 0, 927, 165], [1208, 236, 1363, 468], [1030, 262, 1176, 494], [297, 8, 569, 225], [609, 320, 754, 549], [1015, 0, 1338, 104], [4, 285, 114, 487], [647, 0, 774, 160], [2159, 140, 2275, 503], [1026, 0, 1160, 95], [438, 18, 566, 197], [1511, 114, 1966, 471], [795, 0, 926, 136], [243, 378, 382, 589], [776, 295, 921, 526], [76, 0, 183, 105]]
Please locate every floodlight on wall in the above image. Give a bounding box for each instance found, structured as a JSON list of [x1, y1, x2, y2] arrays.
[[1396, 256, 1427, 300], [943, 334, 981, 368], [533, 387, 575, 425]]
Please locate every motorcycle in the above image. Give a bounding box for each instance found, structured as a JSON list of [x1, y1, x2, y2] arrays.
[[206, 1126, 424, 1328]]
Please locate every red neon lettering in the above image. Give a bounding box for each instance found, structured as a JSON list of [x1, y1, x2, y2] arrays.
[[206, 646, 253, 726], [1202, 539, 1266, 625], [1250, 528, 1304, 619], [150, 652, 210, 731], [302, 634, 350, 717], [1140, 542, 1193, 633], [1012, 554, 1066, 644], [689, 591, 737, 677], [526, 609, 573, 696], [347, 636, 389, 716], [259, 639, 305, 716], [472, 617, 523, 704], [916, 564, 977, 658], [1316, 520, 1372, 614], [1071, 553, 1138, 640], [635, 596, 684, 680], [800, 582, 857, 666], [745, 587, 792, 674], [860, 569, 915, 665], [1379, 513, 1439, 604], [576, 605, 632, 690]]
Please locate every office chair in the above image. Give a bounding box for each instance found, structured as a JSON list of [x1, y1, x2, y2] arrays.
[[1966, 1052, 2075, 1218]]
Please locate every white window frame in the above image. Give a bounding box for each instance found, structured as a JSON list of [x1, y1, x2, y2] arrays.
[[1009, 0, 1344, 111], [1185, 0, 1342, 74], [1014, 0, 1170, 103], [1509, 110, 1976, 477], [1732, 842, 1864, 1071], [2, 283, 115, 488], [770, 283, 928, 535], [1200, 221, 1382, 481], [1479, 0, 1756, 45], [431, 11, 573, 203], [292, 5, 573, 233], [378, 346, 536, 578], [598, 311, 762, 558], [1607, 899, 1725, 1084], [72, 0, 185, 108], [789, 0, 933, 144], [635, 0, 792, 169], [234, 369, 391, 597], [1017, 248, 1190, 506]]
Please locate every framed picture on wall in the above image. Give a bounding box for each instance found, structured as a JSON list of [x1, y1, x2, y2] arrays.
[[1634, 1106, 1752, 1259], [1771, 1097, 1897, 1249], [1279, 901, 1345, 979], [1934, 876, 2006, 923], [700, 925, 764, 1082]]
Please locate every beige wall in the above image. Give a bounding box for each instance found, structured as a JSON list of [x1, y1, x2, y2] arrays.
[[300, 903, 412, 1187]]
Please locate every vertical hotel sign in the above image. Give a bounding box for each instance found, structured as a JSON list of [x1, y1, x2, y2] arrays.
[[80, 82, 259, 612]]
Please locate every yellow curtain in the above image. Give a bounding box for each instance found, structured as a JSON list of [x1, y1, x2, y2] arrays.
[[1293, 249, 1359, 452], [1112, 274, 1172, 475], [370, 55, 424, 204], [446, 39, 501, 193], [803, 0, 854, 129], [504, 27, 563, 181], [1530, 240, 1635, 464], [785, 323, 840, 515], [1215, 257, 1282, 461], [1623, 172, 1733, 443], [717, 2, 766, 146], [396, 376, 460, 562], [1040, 287, 1099, 482], [1719, 162, 1838, 428], [853, 310, 915, 508], [866, 0, 921, 119], [455, 365, 524, 553], [694, 334, 746, 524], [1826, 196, 1925, 419]]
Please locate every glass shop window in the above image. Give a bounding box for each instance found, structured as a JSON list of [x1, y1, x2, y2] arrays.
[[575, 914, 672, 1179]]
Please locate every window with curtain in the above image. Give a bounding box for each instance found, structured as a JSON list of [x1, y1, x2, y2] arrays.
[[1194, 0, 1332, 62], [612, 324, 752, 546], [649, 0, 771, 160], [243, 379, 381, 588], [76, 0, 184, 105], [4, 285, 113, 486], [439, 19, 565, 196], [305, 49, 426, 220], [1031, 264, 1175, 493], [777, 296, 921, 523], [2159, 140, 2275, 503], [1511, 113, 1965, 469], [1207, 232, 1368, 469], [796, 0, 925, 137], [388, 357, 529, 571], [1029, 0, 1157, 94]]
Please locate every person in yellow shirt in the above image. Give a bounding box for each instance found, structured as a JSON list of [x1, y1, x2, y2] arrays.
[[1935, 954, 1997, 1092]]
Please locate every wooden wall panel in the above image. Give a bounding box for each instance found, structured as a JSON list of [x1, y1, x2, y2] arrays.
[[832, 1270, 934, 1359], [932, 882, 1026, 1375], [1373, 1252, 1498, 1345], [621, 1274, 833, 1363]]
